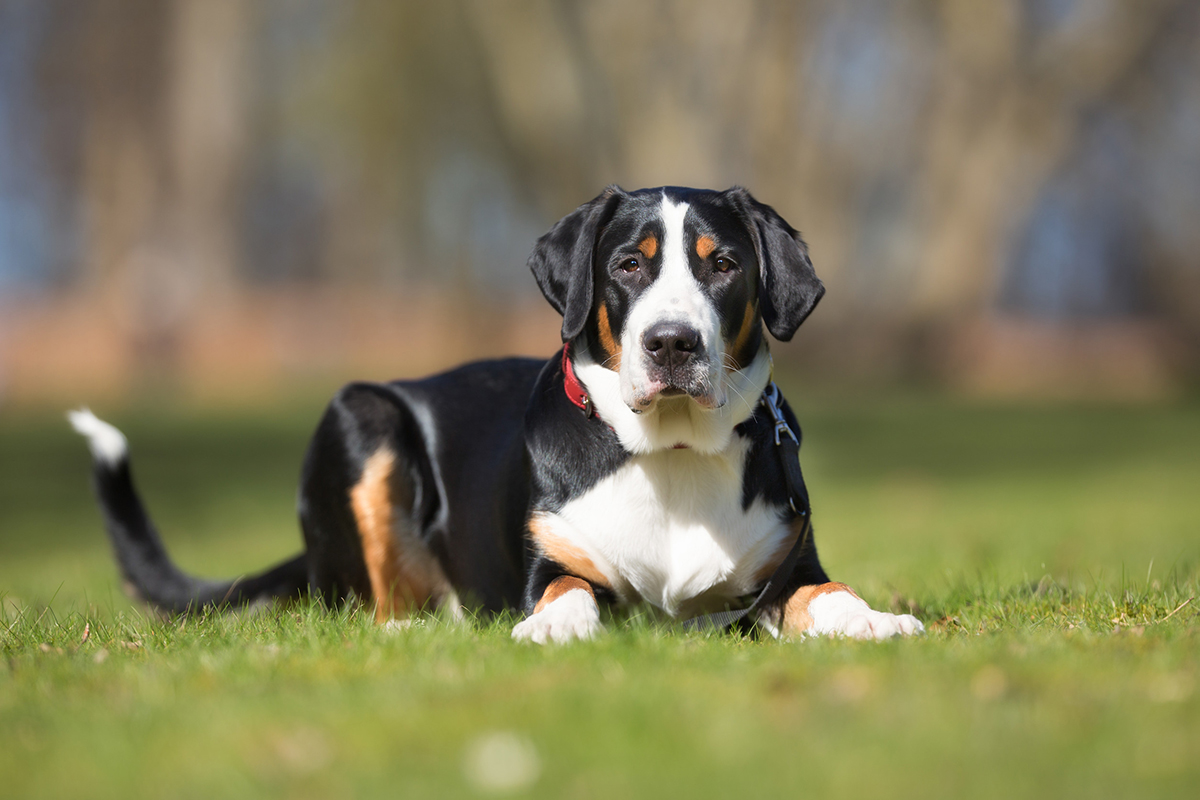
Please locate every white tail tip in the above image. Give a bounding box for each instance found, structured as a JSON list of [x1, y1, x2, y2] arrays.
[[68, 408, 128, 467]]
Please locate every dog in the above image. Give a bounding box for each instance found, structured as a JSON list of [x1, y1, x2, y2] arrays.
[[71, 186, 923, 643]]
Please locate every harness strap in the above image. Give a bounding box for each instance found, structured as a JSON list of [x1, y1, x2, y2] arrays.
[[681, 382, 812, 634]]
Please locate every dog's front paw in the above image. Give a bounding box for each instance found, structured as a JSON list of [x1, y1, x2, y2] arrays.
[[511, 589, 601, 644], [808, 591, 924, 640]]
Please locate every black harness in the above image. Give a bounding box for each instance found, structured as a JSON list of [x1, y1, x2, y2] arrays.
[[680, 382, 812, 633]]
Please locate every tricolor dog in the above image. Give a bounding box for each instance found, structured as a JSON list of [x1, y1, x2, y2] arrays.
[[72, 186, 923, 643]]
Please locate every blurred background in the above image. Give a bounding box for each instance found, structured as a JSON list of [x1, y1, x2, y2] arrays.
[[2, 0, 1199, 408], [3, 8, 1198, 794]]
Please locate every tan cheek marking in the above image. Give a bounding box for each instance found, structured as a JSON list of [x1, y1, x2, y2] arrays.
[[781, 582, 860, 635], [533, 576, 595, 614], [596, 303, 622, 371], [727, 300, 758, 370], [638, 236, 657, 259], [528, 515, 613, 591], [696, 235, 716, 259], [350, 447, 447, 622]]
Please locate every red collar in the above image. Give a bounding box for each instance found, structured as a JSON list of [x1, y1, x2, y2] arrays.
[[561, 344, 594, 417], [561, 345, 686, 447]]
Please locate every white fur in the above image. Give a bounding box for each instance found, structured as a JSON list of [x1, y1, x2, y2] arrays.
[[440, 589, 467, 622], [575, 193, 772, 455], [532, 438, 792, 617], [619, 197, 725, 407], [575, 344, 771, 455], [807, 591, 925, 639], [538, 194, 786, 624], [511, 589, 601, 644], [600, 197, 729, 404], [68, 409, 128, 467]]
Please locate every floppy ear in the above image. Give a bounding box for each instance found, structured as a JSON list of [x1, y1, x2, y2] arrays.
[[528, 186, 626, 342], [727, 187, 825, 342]]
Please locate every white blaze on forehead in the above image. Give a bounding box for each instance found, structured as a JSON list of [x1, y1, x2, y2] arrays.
[[621, 196, 722, 358], [574, 191, 770, 453], [659, 196, 691, 295]]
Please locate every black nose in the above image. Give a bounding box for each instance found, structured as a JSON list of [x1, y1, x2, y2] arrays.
[[642, 322, 701, 368]]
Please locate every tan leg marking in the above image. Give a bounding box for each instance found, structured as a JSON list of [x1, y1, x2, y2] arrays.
[[534, 576, 595, 614], [781, 582, 860, 635], [596, 302, 622, 371], [350, 447, 449, 622], [638, 235, 658, 259], [528, 514, 613, 591], [695, 235, 716, 259], [727, 300, 758, 370]]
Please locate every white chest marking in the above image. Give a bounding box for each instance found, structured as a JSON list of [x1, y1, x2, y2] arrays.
[[536, 440, 789, 616]]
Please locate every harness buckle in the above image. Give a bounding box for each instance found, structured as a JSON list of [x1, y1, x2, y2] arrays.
[[763, 382, 798, 447]]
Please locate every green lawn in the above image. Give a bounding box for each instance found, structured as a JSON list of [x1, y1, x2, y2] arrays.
[[2, 389, 1198, 799]]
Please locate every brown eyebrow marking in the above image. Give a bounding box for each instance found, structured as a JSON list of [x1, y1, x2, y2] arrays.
[[638, 236, 658, 259], [695, 235, 716, 259]]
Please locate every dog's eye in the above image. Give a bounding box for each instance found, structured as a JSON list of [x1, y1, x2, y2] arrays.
[[714, 256, 736, 273], [620, 258, 640, 273]]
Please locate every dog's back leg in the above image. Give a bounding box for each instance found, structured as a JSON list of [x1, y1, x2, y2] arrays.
[[298, 382, 450, 621]]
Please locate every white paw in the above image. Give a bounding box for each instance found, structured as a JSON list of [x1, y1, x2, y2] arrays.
[[808, 591, 925, 640], [380, 617, 419, 633], [511, 589, 601, 645]]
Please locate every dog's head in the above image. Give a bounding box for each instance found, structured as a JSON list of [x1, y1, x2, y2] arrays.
[[530, 186, 823, 452]]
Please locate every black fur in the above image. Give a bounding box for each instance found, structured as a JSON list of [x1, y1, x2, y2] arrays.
[[529, 186, 626, 342], [77, 186, 830, 625], [735, 398, 830, 591], [727, 187, 825, 342], [298, 360, 541, 611], [88, 455, 307, 614]]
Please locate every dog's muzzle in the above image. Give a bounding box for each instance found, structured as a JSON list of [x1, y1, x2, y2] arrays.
[[632, 321, 721, 409], [642, 321, 702, 372]]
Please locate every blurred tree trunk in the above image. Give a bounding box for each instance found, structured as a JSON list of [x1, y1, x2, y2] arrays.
[[166, 0, 251, 302], [72, 0, 250, 388], [76, 0, 170, 300], [911, 0, 1184, 321]]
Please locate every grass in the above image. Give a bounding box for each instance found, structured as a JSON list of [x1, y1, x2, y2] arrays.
[[1, 387, 1198, 799]]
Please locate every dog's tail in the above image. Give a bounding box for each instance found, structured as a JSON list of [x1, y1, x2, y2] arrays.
[[68, 409, 309, 616]]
